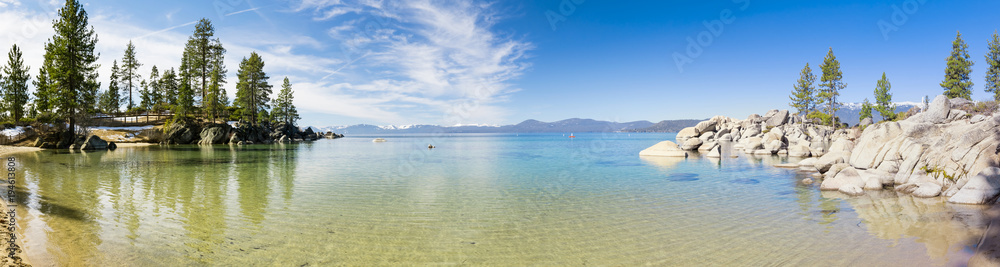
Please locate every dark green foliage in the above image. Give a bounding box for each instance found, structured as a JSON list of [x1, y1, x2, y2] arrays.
[[272, 77, 300, 125], [789, 63, 816, 116], [986, 31, 1000, 101], [160, 68, 178, 106], [49, 0, 101, 134], [120, 41, 141, 109], [98, 60, 122, 114], [176, 75, 194, 116], [806, 111, 833, 126], [183, 18, 226, 107], [235, 52, 271, 124], [859, 98, 873, 121], [32, 52, 55, 115], [873, 72, 895, 121], [818, 48, 845, 127], [2, 44, 31, 123], [941, 31, 974, 100]]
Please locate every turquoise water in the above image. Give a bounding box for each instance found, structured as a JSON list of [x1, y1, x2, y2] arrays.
[[7, 133, 990, 266]]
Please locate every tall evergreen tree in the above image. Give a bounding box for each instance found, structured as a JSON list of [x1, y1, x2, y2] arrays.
[[120, 40, 142, 110], [2, 44, 31, 122], [859, 98, 873, 121], [161, 68, 178, 106], [273, 77, 300, 125], [32, 50, 55, 114], [139, 80, 152, 110], [98, 60, 122, 114], [235, 52, 271, 124], [986, 31, 1000, 101], [941, 31, 974, 100], [205, 68, 222, 122], [874, 72, 895, 121], [176, 75, 194, 117], [789, 63, 816, 116], [183, 18, 226, 107], [147, 65, 162, 110], [49, 0, 101, 135], [818, 47, 845, 127]]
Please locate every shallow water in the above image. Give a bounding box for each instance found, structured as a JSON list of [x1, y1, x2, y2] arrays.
[[6, 133, 992, 266]]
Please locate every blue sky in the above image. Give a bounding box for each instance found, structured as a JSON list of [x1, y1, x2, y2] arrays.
[[2, 0, 999, 127]]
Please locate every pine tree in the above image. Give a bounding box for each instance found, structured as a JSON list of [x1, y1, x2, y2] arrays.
[[49, 0, 101, 136], [873, 72, 895, 121], [139, 79, 152, 110], [818, 47, 845, 127], [183, 18, 226, 108], [789, 63, 816, 116], [99, 60, 122, 114], [235, 52, 271, 124], [176, 75, 194, 117], [32, 51, 55, 114], [2, 44, 31, 123], [205, 68, 222, 122], [273, 77, 300, 125], [161, 68, 178, 106], [120, 41, 142, 110], [148, 66, 162, 111], [986, 31, 1000, 102], [941, 31, 974, 100], [204, 57, 227, 122], [859, 98, 873, 121]]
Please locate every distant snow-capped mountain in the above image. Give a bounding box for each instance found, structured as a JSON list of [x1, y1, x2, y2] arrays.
[[310, 118, 658, 135], [836, 101, 920, 125]]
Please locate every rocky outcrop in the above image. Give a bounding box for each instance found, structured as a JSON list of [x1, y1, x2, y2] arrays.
[[164, 120, 200, 145], [948, 167, 1000, 204], [324, 131, 345, 139], [639, 95, 1000, 204], [198, 124, 232, 145], [80, 135, 108, 150]]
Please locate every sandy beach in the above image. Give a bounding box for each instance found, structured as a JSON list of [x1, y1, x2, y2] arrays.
[[0, 145, 39, 267]]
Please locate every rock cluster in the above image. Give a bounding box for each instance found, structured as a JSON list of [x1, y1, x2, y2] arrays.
[[641, 95, 1000, 204], [162, 120, 336, 145], [32, 131, 117, 151]]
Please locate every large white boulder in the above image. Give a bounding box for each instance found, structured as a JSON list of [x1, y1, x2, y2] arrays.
[[948, 167, 1000, 204], [815, 151, 849, 173], [680, 138, 703, 150], [639, 141, 688, 157], [677, 127, 700, 141], [694, 120, 717, 134], [787, 144, 811, 157], [765, 109, 790, 127], [821, 167, 864, 191], [911, 95, 950, 124]]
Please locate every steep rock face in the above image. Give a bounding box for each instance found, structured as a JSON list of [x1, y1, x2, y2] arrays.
[[198, 123, 232, 145]]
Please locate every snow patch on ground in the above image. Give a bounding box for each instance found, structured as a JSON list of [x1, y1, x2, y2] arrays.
[[1, 127, 25, 137], [88, 125, 155, 131]]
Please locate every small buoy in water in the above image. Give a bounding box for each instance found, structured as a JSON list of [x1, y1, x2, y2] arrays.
[[428, 144, 436, 149]]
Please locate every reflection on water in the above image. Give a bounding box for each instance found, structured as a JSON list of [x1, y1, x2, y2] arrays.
[[6, 133, 994, 266], [824, 190, 988, 264]]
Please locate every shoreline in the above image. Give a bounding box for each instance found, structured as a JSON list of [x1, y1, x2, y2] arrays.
[[0, 145, 40, 267]]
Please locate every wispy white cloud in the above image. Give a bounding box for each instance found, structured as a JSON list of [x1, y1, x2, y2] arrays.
[[293, 0, 531, 124], [0, 0, 21, 8]]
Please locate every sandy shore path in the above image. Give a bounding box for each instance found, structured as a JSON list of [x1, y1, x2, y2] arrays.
[[0, 146, 39, 267]]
